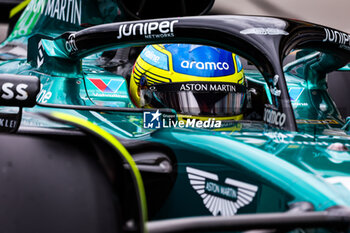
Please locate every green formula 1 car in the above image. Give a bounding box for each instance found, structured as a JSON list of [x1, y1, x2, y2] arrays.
[[1, 0, 350, 233]]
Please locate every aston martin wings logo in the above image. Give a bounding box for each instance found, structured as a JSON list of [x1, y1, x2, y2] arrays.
[[186, 167, 258, 216]]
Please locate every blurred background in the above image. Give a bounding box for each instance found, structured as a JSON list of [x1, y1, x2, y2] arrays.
[[210, 0, 350, 118], [0, 0, 349, 116], [1, 0, 350, 42], [211, 0, 350, 32]]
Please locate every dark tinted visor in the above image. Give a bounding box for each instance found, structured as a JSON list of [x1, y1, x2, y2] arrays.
[[143, 82, 246, 117]]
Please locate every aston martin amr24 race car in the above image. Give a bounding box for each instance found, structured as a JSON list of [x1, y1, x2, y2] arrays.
[[1, 0, 350, 232]]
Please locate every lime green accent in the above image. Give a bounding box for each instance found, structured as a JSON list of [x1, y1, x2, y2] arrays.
[[50, 112, 148, 226], [9, 0, 31, 18], [8, 0, 47, 41]]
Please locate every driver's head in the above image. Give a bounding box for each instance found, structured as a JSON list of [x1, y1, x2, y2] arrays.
[[129, 44, 246, 120]]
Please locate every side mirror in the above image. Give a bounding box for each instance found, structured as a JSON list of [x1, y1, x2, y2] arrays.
[[0, 74, 40, 133], [0, 74, 40, 107]]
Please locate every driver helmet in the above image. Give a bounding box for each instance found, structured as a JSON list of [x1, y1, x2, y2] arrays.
[[129, 44, 246, 121]]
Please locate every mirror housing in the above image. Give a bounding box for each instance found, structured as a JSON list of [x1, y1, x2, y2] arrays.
[[0, 74, 40, 107]]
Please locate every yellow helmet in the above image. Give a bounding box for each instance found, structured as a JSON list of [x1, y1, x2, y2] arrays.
[[129, 44, 246, 121]]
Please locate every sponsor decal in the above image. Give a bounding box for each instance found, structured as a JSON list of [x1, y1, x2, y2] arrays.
[[1, 82, 28, 101], [180, 61, 230, 70], [117, 20, 179, 39], [88, 78, 124, 93], [37, 40, 44, 68], [323, 28, 350, 46], [0, 112, 21, 132], [36, 84, 52, 104], [144, 50, 160, 63], [288, 87, 304, 101], [9, 0, 44, 39], [186, 167, 258, 216], [65, 34, 78, 52], [292, 102, 308, 107], [269, 86, 281, 96], [143, 110, 222, 129], [149, 82, 245, 93], [263, 106, 286, 127], [172, 45, 235, 77], [9, 0, 81, 39], [179, 83, 236, 92], [27, 0, 81, 25], [269, 75, 281, 96], [140, 45, 169, 70], [240, 28, 289, 36], [273, 75, 279, 86], [45, 0, 82, 25], [0, 75, 39, 107], [0, 117, 17, 129], [22, 0, 46, 14]]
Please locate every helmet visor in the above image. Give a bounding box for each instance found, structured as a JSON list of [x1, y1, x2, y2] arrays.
[[144, 82, 246, 117]]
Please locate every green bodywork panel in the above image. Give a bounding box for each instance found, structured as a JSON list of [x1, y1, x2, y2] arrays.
[[6, 0, 123, 43]]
